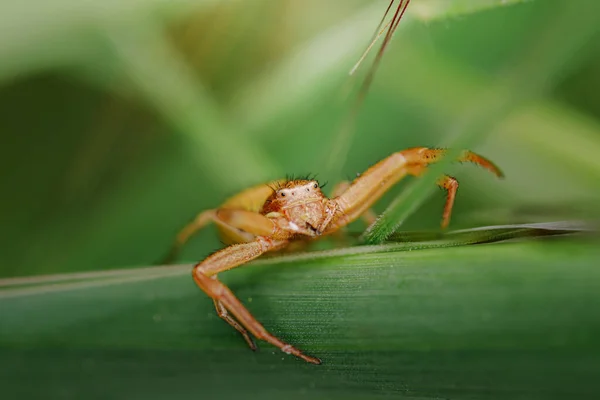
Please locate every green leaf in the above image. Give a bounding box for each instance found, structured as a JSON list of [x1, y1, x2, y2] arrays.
[[2, 237, 599, 399]]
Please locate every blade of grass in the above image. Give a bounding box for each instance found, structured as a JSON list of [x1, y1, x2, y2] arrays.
[[2, 239, 599, 398], [0, 268, 187, 300], [0, 264, 189, 289], [387, 220, 596, 244], [2, 220, 591, 296], [325, 0, 413, 178]]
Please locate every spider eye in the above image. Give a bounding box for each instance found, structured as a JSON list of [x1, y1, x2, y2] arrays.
[[313, 183, 318, 189], [280, 191, 285, 197]]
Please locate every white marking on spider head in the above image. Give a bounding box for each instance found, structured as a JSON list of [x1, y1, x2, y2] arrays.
[[289, 222, 299, 231]]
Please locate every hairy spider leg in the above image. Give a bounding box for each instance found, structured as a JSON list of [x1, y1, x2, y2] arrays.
[[192, 236, 322, 365], [325, 147, 503, 233]]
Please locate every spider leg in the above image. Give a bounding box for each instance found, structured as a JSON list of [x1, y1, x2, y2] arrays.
[[331, 181, 377, 226], [325, 147, 502, 233], [437, 175, 459, 229], [162, 181, 281, 264], [178, 208, 320, 363], [162, 206, 278, 264], [405, 166, 460, 228], [327, 181, 379, 246], [213, 299, 257, 351], [193, 237, 322, 365]]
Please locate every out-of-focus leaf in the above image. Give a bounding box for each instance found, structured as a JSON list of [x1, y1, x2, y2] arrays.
[[412, 0, 533, 21], [363, 0, 600, 244], [0, 0, 225, 82], [103, 21, 280, 190]]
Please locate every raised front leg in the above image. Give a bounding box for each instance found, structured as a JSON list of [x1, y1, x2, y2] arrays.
[[326, 147, 503, 232], [193, 237, 322, 364]]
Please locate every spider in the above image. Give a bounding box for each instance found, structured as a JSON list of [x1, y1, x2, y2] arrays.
[[164, 147, 503, 364]]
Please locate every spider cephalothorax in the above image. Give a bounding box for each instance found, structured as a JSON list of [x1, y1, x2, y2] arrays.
[[261, 180, 333, 236]]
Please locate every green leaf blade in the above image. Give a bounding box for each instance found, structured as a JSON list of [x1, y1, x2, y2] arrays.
[[2, 239, 600, 399]]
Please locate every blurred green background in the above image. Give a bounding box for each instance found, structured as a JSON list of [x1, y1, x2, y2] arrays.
[[1, 0, 598, 277], [1, 0, 600, 399]]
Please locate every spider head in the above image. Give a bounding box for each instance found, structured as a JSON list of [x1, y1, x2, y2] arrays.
[[262, 180, 328, 232]]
